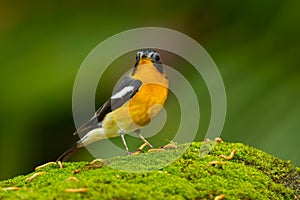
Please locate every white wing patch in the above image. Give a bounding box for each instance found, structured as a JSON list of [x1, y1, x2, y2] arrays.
[[111, 86, 135, 99]]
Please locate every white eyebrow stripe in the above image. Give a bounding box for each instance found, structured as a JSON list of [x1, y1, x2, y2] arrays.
[[111, 86, 135, 99]]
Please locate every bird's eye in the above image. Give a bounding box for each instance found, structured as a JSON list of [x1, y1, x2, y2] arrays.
[[154, 53, 160, 62]]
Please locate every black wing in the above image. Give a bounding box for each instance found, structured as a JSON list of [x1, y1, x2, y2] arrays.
[[74, 74, 142, 135]]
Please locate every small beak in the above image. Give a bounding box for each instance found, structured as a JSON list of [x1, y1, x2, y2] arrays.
[[138, 57, 152, 65]]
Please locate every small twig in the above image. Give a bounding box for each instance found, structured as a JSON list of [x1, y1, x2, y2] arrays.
[[208, 161, 228, 166], [64, 188, 88, 193], [25, 172, 46, 181], [66, 177, 79, 182], [2, 186, 20, 191], [35, 162, 57, 171], [57, 161, 63, 168], [214, 194, 225, 200], [220, 149, 238, 160]]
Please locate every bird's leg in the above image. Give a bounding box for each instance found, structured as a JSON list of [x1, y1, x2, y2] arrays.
[[134, 129, 154, 149], [120, 130, 131, 155]]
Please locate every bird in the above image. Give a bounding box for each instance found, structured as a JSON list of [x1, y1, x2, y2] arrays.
[[56, 49, 169, 162]]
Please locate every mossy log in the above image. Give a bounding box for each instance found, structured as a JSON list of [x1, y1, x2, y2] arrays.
[[1, 142, 299, 199]]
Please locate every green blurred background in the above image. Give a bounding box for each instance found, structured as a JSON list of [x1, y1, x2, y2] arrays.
[[0, 0, 299, 180]]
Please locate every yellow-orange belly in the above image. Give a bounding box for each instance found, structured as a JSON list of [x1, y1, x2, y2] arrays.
[[128, 83, 168, 126]]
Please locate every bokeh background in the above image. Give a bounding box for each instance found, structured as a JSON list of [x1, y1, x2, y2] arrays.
[[0, 0, 299, 180]]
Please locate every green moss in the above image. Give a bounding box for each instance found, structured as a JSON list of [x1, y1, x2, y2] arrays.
[[0, 142, 299, 199]]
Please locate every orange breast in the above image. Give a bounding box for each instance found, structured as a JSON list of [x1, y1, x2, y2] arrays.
[[128, 83, 168, 126]]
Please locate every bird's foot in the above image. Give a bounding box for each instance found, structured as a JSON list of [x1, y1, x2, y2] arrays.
[[130, 143, 148, 155], [148, 142, 177, 153], [128, 142, 178, 155], [147, 148, 166, 153]]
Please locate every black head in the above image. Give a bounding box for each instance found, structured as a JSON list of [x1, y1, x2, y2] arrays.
[[135, 49, 161, 64], [132, 49, 163, 74]]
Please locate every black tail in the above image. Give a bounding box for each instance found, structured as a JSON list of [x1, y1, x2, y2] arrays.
[[56, 143, 82, 162]]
